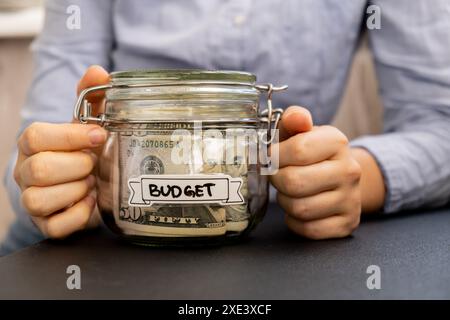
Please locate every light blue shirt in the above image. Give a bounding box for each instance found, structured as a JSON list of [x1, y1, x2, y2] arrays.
[[2, 0, 450, 255]]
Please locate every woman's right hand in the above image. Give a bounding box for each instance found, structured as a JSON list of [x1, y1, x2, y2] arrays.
[[14, 65, 110, 239]]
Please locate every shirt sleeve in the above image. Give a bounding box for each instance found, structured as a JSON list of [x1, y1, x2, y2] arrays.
[[1, 0, 114, 255], [350, 0, 450, 213]]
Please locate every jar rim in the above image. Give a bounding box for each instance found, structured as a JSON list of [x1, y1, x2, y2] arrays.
[[109, 69, 256, 85]]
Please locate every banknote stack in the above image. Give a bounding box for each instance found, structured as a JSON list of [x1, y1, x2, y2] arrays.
[[116, 128, 251, 238]]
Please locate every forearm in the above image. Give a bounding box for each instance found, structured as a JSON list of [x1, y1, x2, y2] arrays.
[[350, 147, 385, 213], [364, 0, 450, 213]]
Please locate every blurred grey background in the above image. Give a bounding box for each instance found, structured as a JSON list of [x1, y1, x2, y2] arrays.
[[0, 1, 382, 242]]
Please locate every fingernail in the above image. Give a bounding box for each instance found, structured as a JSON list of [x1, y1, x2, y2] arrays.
[[88, 128, 106, 146], [85, 195, 96, 208], [86, 175, 96, 188]]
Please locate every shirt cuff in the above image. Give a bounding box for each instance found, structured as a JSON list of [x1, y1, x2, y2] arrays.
[[350, 135, 405, 214]]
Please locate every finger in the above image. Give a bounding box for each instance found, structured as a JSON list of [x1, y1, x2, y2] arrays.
[[285, 214, 359, 240], [270, 160, 341, 197], [33, 195, 96, 239], [14, 150, 28, 190], [76, 65, 110, 116], [21, 175, 96, 217], [277, 125, 348, 167], [86, 193, 102, 229], [20, 151, 96, 187], [18, 122, 107, 156], [279, 106, 313, 141], [277, 190, 345, 221]]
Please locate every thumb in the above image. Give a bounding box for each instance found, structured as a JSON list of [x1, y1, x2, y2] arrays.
[[73, 65, 110, 123], [278, 106, 313, 141]]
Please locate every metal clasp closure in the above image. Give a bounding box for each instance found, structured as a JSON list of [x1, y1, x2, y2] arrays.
[[256, 84, 288, 145], [73, 84, 112, 124]]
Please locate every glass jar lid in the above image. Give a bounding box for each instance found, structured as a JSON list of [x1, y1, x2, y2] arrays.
[[105, 69, 260, 123], [109, 69, 256, 86]]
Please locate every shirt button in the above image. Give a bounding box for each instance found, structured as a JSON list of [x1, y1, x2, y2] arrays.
[[233, 14, 246, 27]]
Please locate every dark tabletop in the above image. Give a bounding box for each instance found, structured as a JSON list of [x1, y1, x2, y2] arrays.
[[0, 204, 449, 299]]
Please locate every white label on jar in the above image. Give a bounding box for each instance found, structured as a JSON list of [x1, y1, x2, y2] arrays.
[[128, 174, 245, 206]]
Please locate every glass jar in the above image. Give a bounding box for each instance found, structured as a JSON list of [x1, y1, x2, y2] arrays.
[[74, 70, 286, 246]]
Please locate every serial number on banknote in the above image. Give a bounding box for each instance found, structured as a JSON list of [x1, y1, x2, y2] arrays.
[[128, 138, 179, 149]]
